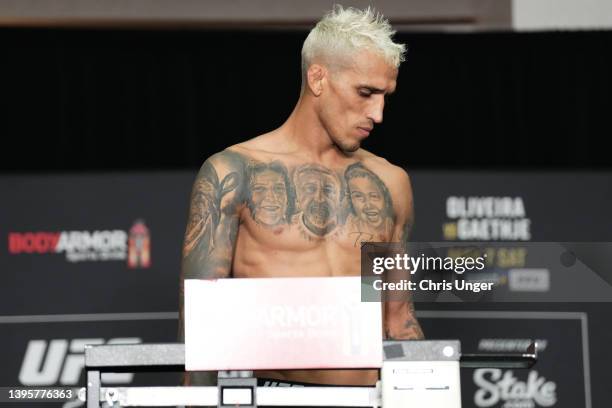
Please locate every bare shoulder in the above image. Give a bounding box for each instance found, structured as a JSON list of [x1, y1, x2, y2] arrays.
[[230, 135, 269, 153], [355, 149, 413, 225], [193, 148, 249, 182], [195, 131, 280, 172], [226, 131, 289, 159], [356, 149, 411, 190]]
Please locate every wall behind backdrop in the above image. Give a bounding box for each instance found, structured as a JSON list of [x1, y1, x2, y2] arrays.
[[1, 28, 612, 408], [0, 29, 611, 172]]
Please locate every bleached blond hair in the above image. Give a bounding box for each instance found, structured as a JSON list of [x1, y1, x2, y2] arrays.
[[301, 5, 406, 86]]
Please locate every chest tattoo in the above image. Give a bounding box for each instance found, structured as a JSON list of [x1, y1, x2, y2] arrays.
[[243, 156, 395, 245]]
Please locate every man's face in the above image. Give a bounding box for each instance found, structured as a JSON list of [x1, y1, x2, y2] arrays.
[[318, 50, 398, 153], [249, 169, 288, 226], [349, 176, 385, 227], [295, 169, 340, 235]]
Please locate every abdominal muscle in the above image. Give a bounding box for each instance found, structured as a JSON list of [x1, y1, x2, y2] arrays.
[[231, 217, 380, 386]]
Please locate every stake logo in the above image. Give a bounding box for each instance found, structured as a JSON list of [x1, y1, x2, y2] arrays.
[[474, 369, 557, 408], [8, 221, 151, 267]]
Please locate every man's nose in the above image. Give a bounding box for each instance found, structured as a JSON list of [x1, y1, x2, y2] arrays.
[[264, 188, 275, 200], [315, 187, 325, 201], [364, 196, 377, 210], [367, 95, 385, 124]]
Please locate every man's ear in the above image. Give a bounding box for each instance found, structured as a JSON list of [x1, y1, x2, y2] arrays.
[[306, 63, 326, 97]]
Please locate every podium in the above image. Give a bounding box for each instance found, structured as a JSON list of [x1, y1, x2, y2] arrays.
[[85, 278, 536, 406], [83, 340, 537, 407]]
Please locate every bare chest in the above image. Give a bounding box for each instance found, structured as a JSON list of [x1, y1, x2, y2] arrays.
[[231, 158, 397, 277]]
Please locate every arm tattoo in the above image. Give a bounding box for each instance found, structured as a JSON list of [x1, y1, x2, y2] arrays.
[[385, 176, 424, 340], [179, 150, 246, 342], [182, 160, 221, 258], [400, 212, 414, 244], [400, 192, 423, 339], [182, 151, 245, 277], [402, 303, 424, 339], [386, 303, 425, 340]]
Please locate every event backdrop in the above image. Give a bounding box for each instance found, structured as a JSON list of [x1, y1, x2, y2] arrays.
[[2, 30, 611, 173], [2, 170, 611, 407]]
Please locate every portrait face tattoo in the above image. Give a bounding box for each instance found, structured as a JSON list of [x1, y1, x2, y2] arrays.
[[348, 176, 384, 227], [294, 164, 341, 236], [247, 162, 292, 227], [345, 163, 393, 231]]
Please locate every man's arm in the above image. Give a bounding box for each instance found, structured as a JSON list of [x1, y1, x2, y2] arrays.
[[178, 150, 246, 385], [384, 168, 424, 340]]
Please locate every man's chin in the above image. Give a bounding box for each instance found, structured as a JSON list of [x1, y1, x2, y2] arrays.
[[339, 142, 361, 153]]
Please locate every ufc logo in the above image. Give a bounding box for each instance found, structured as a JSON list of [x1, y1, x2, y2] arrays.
[[19, 338, 141, 386]]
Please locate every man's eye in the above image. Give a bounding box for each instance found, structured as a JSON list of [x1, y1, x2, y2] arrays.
[[358, 90, 372, 97], [352, 192, 365, 202], [305, 185, 317, 194]]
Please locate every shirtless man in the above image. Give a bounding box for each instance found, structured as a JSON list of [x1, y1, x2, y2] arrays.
[[179, 5, 424, 387]]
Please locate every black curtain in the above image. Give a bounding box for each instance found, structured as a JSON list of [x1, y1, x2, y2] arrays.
[[1, 28, 611, 172]]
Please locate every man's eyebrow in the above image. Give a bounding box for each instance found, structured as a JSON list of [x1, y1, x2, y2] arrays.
[[358, 85, 394, 95]]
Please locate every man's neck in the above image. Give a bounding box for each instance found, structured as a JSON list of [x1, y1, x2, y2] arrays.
[[278, 95, 348, 162]]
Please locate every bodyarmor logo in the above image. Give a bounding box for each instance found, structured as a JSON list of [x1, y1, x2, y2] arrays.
[[474, 369, 557, 407], [8, 220, 151, 265], [8, 231, 127, 262], [127, 220, 151, 269], [19, 338, 141, 385]]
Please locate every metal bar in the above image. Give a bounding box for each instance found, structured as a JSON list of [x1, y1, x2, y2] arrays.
[[85, 343, 184, 369], [112, 386, 217, 407], [218, 378, 257, 408], [460, 341, 537, 369], [83, 341, 536, 407], [460, 352, 537, 369], [96, 386, 379, 407], [258, 386, 379, 407], [85, 341, 537, 371], [87, 370, 100, 408], [383, 340, 460, 361]]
